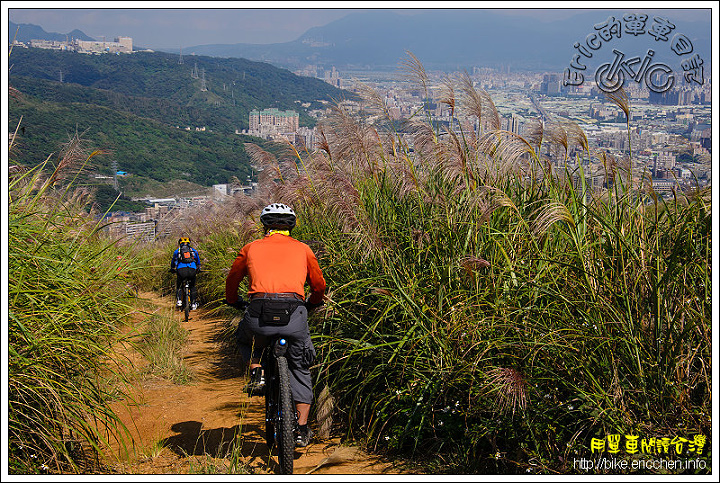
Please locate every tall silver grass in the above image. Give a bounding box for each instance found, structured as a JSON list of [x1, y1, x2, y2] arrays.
[[8, 135, 140, 473]]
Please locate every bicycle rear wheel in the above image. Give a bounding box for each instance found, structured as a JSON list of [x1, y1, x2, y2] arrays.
[[275, 356, 295, 474], [183, 283, 190, 322]]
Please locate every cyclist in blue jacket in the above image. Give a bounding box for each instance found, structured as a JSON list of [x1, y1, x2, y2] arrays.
[[170, 236, 201, 310]]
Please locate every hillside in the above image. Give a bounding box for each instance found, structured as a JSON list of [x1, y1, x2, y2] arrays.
[[8, 48, 348, 132], [9, 93, 255, 186], [8, 47, 349, 198]]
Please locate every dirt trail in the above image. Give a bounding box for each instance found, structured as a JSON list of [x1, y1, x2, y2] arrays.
[[104, 292, 403, 475]]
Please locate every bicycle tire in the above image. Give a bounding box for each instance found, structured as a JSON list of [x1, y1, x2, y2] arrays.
[[183, 283, 190, 322], [275, 356, 295, 474]]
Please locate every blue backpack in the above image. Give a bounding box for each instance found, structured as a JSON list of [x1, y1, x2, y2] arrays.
[[179, 245, 194, 265]]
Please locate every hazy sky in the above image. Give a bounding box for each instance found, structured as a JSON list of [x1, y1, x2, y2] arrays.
[[7, 3, 356, 48], [5, 2, 715, 50]]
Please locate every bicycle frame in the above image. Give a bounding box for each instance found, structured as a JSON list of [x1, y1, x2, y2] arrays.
[[182, 279, 191, 322]]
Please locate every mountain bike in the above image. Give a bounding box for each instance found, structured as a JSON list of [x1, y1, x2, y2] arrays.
[[173, 267, 197, 322], [262, 336, 297, 474], [233, 298, 298, 474]]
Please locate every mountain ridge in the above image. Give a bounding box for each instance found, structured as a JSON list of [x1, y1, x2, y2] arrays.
[[9, 20, 94, 43], [178, 9, 712, 72]]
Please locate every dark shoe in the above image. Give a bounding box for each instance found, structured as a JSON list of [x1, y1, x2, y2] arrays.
[[295, 425, 313, 447], [244, 367, 265, 396]]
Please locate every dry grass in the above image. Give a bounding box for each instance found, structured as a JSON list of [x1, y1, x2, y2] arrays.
[[486, 367, 529, 416]]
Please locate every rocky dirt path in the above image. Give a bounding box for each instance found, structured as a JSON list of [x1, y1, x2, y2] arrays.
[[103, 292, 404, 475]]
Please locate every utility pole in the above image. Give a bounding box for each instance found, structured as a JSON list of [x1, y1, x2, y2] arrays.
[[200, 69, 207, 91], [112, 159, 119, 191]]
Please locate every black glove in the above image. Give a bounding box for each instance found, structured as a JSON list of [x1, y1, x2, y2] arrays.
[[305, 300, 324, 313], [226, 299, 248, 310], [170, 268, 176, 274]]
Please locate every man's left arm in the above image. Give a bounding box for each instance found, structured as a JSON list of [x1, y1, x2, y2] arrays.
[[305, 247, 326, 305]]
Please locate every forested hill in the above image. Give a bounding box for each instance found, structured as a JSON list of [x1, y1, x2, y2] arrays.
[[8, 48, 349, 198], [9, 48, 347, 132]]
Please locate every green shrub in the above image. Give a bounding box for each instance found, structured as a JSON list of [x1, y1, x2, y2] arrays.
[[8, 141, 145, 473]]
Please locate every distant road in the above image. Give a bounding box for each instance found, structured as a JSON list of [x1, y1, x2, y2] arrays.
[[530, 95, 549, 122]]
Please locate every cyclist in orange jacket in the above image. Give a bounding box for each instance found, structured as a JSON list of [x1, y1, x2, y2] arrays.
[[225, 203, 326, 447]]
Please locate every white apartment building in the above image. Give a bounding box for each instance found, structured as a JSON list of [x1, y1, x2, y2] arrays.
[[248, 108, 300, 135], [74, 36, 132, 54]]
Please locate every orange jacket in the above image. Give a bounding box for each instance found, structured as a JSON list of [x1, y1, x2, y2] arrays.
[[225, 233, 326, 305]]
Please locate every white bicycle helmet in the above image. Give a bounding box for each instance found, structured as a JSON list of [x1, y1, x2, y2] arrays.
[[260, 203, 296, 229]]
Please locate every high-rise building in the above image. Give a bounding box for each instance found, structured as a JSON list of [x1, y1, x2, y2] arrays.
[[248, 108, 300, 135], [324, 66, 341, 88], [540, 73, 561, 95]]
